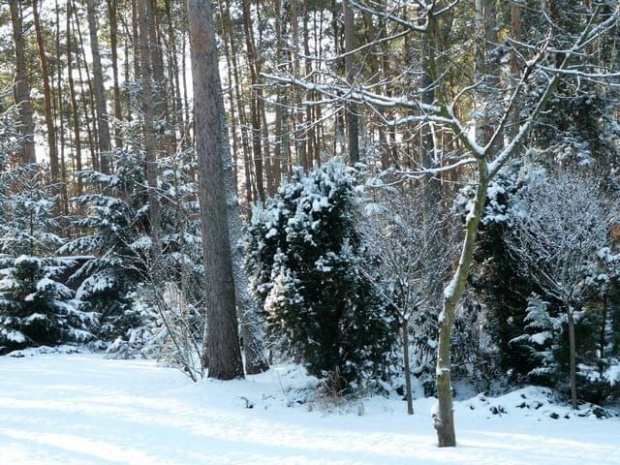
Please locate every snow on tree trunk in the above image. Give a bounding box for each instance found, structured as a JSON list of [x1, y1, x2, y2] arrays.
[[435, 162, 489, 447]]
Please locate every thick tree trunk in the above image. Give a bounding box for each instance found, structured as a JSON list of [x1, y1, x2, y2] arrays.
[[220, 0, 268, 374], [8, 0, 36, 165], [187, 0, 244, 380], [86, 0, 112, 174], [274, 0, 289, 182]]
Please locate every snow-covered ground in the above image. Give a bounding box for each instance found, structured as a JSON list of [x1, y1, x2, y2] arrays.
[[0, 352, 618, 465]]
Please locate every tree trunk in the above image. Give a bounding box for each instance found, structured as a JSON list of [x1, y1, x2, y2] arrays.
[[164, 0, 185, 144], [303, 0, 315, 170], [132, 0, 141, 80], [137, 0, 160, 244], [66, 0, 83, 195], [149, 0, 169, 140], [223, 0, 252, 206], [107, 0, 123, 148], [86, 0, 112, 174], [567, 303, 578, 409], [33, 0, 59, 182], [344, 0, 359, 164], [187, 0, 244, 380], [241, 0, 265, 203], [403, 317, 414, 415], [474, 0, 501, 150], [8, 0, 36, 165], [507, 2, 523, 140], [435, 160, 489, 447], [220, 0, 268, 373], [290, 0, 307, 169], [274, 0, 289, 181], [72, 1, 99, 169], [54, 0, 69, 216]]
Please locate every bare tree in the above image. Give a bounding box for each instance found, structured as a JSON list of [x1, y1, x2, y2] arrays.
[[505, 169, 615, 409], [187, 0, 244, 380], [361, 184, 457, 415]]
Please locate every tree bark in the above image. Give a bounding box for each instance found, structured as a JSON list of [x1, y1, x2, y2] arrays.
[[187, 0, 244, 380], [54, 0, 69, 216], [33, 0, 59, 182], [72, 0, 99, 169], [107, 0, 123, 148], [291, 0, 307, 169], [8, 0, 36, 165], [241, 0, 266, 202], [164, 0, 185, 144], [66, 0, 83, 195], [344, 0, 359, 164], [403, 318, 414, 415], [507, 2, 523, 140], [567, 303, 578, 409], [435, 161, 489, 447], [86, 0, 112, 174], [137, 0, 159, 239]]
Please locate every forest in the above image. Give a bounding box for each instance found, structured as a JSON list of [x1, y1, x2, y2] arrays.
[[0, 0, 619, 454]]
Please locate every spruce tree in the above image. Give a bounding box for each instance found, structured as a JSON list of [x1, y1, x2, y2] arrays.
[[0, 167, 94, 353]]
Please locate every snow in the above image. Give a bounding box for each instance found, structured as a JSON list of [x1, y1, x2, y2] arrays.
[[0, 352, 619, 465], [606, 365, 620, 386], [0, 329, 25, 343]]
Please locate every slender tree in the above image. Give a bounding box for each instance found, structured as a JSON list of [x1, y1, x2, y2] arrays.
[[86, 0, 112, 173], [32, 0, 59, 182], [344, 0, 359, 164]]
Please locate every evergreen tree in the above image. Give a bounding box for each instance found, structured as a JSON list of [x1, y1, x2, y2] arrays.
[[0, 167, 94, 353], [62, 129, 203, 349], [510, 293, 562, 385], [247, 162, 397, 390]]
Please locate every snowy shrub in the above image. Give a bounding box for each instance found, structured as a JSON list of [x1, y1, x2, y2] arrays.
[[246, 162, 397, 391]]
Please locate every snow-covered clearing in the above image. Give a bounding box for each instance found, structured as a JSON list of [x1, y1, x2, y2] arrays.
[[0, 353, 618, 465]]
